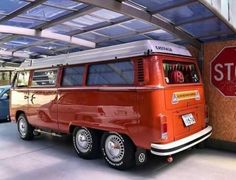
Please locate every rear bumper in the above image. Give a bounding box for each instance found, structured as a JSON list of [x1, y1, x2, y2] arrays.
[[151, 126, 212, 156]]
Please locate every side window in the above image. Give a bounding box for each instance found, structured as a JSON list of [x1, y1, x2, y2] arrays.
[[32, 69, 58, 87], [15, 71, 30, 87], [62, 66, 84, 86], [87, 60, 134, 85]]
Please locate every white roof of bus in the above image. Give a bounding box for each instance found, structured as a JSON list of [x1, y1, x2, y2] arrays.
[[20, 40, 191, 69]]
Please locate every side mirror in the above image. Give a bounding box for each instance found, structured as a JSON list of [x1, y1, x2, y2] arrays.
[[1, 93, 9, 100]]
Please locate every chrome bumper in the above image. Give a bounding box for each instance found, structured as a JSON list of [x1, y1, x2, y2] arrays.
[[151, 126, 212, 156]]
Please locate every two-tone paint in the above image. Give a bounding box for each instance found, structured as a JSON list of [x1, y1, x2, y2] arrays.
[[10, 53, 211, 154]]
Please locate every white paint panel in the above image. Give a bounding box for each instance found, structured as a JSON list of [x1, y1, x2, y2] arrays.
[[20, 40, 192, 69]]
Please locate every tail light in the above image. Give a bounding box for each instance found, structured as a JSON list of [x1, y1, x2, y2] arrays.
[[158, 114, 168, 140], [205, 105, 209, 124]]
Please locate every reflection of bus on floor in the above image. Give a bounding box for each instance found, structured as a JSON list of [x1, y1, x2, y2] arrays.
[[10, 40, 212, 170]]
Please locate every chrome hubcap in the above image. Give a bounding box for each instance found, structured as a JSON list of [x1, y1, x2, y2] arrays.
[[105, 135, 125, 162], [76, 129, 92, 153], [138, 153, 146, 163], [19, 118, 27, 136]]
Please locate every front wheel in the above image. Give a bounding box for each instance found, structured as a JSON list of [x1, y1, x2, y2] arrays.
[[101, 133, 135, 170], [17, 114, 34, 140]]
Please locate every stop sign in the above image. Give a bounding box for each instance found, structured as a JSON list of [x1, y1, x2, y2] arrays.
[[211, 47, 236, 96]]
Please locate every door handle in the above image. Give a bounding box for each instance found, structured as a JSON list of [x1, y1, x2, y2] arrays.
[[24, 95, 29, 99]]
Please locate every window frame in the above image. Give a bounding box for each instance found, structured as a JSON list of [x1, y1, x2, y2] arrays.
[[86, 59, 135, 87], [30, 68, 59, 88], [61, 64, 86, 87]]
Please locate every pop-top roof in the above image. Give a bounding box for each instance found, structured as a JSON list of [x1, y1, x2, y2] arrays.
[[20, 40, 191, 69]]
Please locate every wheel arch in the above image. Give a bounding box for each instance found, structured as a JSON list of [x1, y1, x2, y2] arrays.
[[15, 110, 26, 122], [103, 131, 136, 149]]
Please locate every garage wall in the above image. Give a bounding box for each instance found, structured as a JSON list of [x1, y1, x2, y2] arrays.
[[187, 45, 199, 59], [204, 39, 236, 143]]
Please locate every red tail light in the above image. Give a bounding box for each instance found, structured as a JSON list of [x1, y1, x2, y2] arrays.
[[158, 114, 168, 140]]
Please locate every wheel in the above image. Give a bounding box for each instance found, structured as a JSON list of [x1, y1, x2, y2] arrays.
[[73, 127, 100, 159], [101, 133, 135, 170], [17, 114, 34, 140]]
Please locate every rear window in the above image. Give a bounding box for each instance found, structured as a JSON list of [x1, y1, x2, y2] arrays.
[[163, 61, 200, 84], [87, 60, 134, 85]]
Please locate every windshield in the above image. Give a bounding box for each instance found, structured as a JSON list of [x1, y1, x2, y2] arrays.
[[0, 88, 4, 94], [163, 60, 200, 84]]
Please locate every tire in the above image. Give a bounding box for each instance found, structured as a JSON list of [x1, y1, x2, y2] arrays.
[[73, 127, 100, 159], [101, 133, 135, 170], [17, 114, 34, 140]]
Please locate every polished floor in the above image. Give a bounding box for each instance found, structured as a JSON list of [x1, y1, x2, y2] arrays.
[[0, 122, 236, 180]]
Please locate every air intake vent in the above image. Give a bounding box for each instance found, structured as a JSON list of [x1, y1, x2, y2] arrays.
[[137, 59, 144, 83]]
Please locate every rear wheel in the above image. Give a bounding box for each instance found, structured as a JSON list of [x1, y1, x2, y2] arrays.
[[73, 127, 100, 159], [17, 114, 34, 140], [101, 133, 135, 170]]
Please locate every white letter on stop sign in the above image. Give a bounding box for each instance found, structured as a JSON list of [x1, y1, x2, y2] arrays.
[[214, 64, 223, 81], [225, 63, 234, 81]]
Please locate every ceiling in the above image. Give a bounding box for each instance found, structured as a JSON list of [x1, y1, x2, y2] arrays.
[[0, 0, 235, 64]]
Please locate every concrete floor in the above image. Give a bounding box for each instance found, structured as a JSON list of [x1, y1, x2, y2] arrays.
[[0, 122, 236, 180]]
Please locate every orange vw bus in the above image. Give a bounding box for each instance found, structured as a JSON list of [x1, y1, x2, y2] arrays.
[[10, 40, 212, 169]]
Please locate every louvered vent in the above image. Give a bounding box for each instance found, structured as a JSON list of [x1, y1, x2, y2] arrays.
[[137, 59, 144, 83]]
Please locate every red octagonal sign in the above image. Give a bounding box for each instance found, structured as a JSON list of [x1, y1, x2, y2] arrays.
[[211, 47, 236, 97]]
